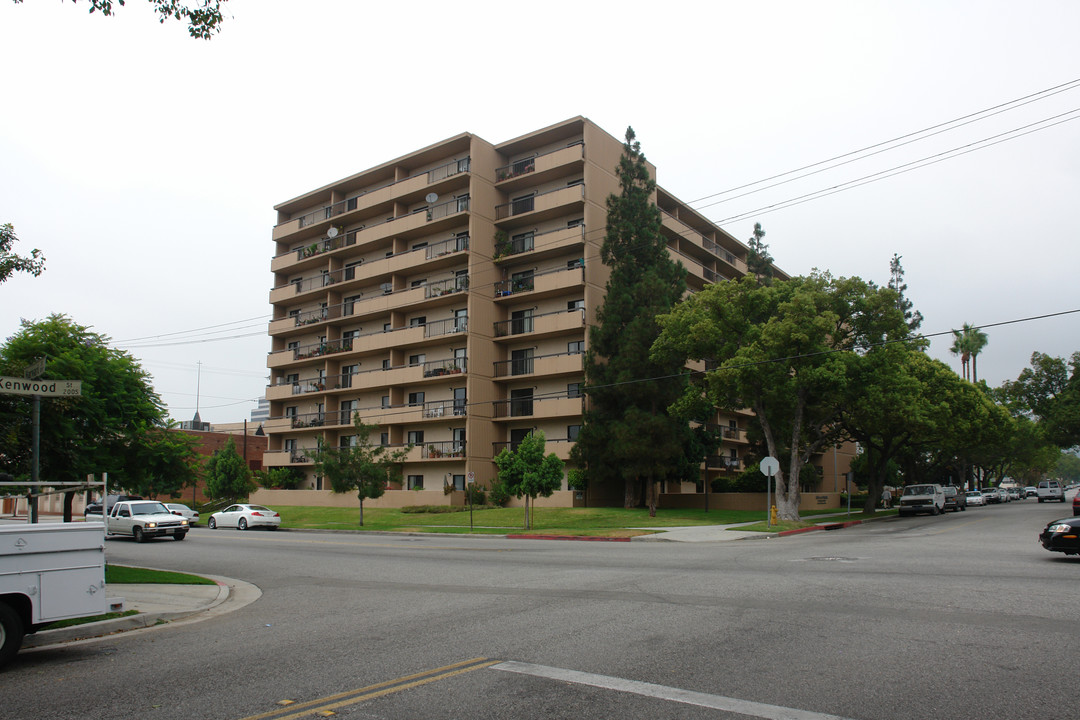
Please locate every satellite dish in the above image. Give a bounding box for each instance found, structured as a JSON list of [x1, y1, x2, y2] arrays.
[[327, 227, 339, 238], [425, 193, 439, 203]]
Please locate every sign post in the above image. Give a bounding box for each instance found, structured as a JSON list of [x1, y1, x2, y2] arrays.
[[1, 363, 83, 523], [759, 456, 780, 529], [467, 471, 475, 532]]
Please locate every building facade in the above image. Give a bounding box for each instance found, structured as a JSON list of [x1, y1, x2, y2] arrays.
[[262, 117, 818, 506]]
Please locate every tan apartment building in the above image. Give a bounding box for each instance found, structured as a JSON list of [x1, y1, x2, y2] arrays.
[[260, 117, 844, 508]]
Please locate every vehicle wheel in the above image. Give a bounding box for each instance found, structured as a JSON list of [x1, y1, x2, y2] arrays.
[[133, 527, 146, 543], [208, 517, 217, 529], [961, 505, 966, 511], [173, 532, 187, 541], [931, 505, 940, 516], [268, 526, 278, 531], [1038, 498, 1043, 503], [0, 601, 25, 668], [238, 518, 248, 531]]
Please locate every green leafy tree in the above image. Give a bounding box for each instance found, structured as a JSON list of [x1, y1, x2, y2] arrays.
[[746, 222, 774, 283], [312, 417, 409, 525], [255, 466, 305, 490], [999, 351, 1080, 449], [571, 127, 700, 515], [10, 0, 229, 39], [125, 425, 201, 499], [0, 315, 171, 520], [204, 436, 254, 500], [1056, 452, 1080, 484], [0, 224, 45, 285], [494, 430, 563, 530], [655, 272, 909, 521]]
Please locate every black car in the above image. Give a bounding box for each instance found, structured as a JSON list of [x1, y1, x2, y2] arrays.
[[942, 485, 967, 512], [1039, 516, 1080, 556]]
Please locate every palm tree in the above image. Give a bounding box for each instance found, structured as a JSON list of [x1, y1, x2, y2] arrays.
[[950, 323, 989, 382]]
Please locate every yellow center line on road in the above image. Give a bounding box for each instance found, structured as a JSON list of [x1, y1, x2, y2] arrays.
[[207, 533, 511, 552], [237, 658, 499, 720]]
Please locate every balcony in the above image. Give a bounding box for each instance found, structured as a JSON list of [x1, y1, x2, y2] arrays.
[[421, 441, 467, 460], [494, 263, 583, 301], [494, 183, 585, 224], [493, 437, 575, 461], [493, 350, 583, 379], [494, 308, 585, 340], [495, 143, 584, 192], [493, 224, 584, 264], [492, 394, 583, 419]]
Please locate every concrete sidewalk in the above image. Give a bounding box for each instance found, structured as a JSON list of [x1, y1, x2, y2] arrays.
[[21, 575, 261, 650], [632, 510, 885, 542]]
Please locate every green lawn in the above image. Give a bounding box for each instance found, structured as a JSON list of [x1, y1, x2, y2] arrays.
[[105, 564, 217, 585], [273, 505, 856, 537]]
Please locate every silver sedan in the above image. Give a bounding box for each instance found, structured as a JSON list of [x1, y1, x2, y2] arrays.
[[208, 504, 281, 531]]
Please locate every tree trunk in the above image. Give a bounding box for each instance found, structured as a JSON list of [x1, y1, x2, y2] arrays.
[[623, 476, 641, 509], [524, 496, 531, 530], [358, 497, 365, 526], [646, 478, 657, 518]]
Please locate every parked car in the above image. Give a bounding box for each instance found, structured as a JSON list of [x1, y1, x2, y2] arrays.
[[1039, 516, 1080, 556], [898, 484, 945, 517], [965, 490, 986, 507], [165, 503, 199, 525], [1007, 487, 1022, 501], [1025, 486, 1038, 498], [1073, 492, 1080, 516], [1037, 480, 1066, 503], [942, 485, 967, 512], [208, 504, 280, 531], [981, 488, 1003, 504]]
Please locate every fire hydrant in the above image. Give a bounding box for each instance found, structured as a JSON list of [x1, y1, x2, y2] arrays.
[[770, 505, 778, 525]]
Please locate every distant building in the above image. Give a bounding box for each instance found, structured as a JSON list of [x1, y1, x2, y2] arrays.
[[250, 397, 270, 424], [178, 411, 210, 432]]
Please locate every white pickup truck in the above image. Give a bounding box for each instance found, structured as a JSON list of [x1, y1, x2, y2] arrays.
[[88, 500, 189, 542], [0, 523, 108, 667]]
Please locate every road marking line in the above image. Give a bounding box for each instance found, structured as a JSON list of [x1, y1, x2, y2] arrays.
[[491, 661, 855, 720], [238, 658, 497, 720]]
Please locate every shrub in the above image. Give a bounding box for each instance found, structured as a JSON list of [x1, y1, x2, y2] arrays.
[[487, 478, 510, 507]]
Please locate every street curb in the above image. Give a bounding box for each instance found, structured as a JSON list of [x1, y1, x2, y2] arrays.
[[21, 575, 257, 650]]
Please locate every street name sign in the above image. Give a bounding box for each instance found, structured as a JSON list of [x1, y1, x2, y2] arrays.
[[0, 376, 82, 398]]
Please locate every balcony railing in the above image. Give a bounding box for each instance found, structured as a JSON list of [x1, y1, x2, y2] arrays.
[[422, 357, 467, 377], [493, 349, 582, 378], [427, 196, 469, 221], [427, 157, 470, 183], [494, 183, 584, 220], [272, 375, 328, 395], [492, 393, 582, 418], [494, 308, 583, 338], [494, 261, 582, 298], [291, 338, 352, 361], [425, 275, 469, 299], [421, 399, 467, 419], [288, 411, 327, 429], [424, 316, 468, 338], [421, 441, 466, 459], [495, 156, 535, 182]]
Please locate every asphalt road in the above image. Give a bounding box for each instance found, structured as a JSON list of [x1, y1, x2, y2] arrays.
[[4, 497, 1077, 720]]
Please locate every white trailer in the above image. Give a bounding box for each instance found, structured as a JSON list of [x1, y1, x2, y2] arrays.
[[0, 522, 107, 667]]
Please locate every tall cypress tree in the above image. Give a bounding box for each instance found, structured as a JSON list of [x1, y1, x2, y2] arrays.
[[570, 128, 701, 514]]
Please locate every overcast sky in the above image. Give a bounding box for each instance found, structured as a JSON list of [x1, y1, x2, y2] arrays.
[[2, 0, 1078, 425]]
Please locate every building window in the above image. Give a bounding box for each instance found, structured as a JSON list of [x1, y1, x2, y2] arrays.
[[511, 348, 534, 375], [568, 425, 581, 441], [410, 316, 426, 327], [511, 309, 533, 335], [285, 406, 297, 419], [382, 359, 391, 370], [453, 387, 467, 416], [511, 231, 534, 254], [409, 353, 425, 367], [343, 295, 362, 315], [509, 428, 531, 450], [408, 392, 425, 407], [408, 475, 424, 490], [567, 299, 584, 312], [568, 341, 584, 355], [452, 474, 466, 491], [456, 194, 470, 212], [411, 278, 426, 288], [510, 388, 533, 417], [567, 382, 582, 398], [408, 430, 424, 445], [511, 194, 535, 215], [381, 395, 390, 408], [567, 218, 584, 228], [380, 432, 389, 446], [510, 269, 534, 293], [383, 322, 392, 333], [566, 178, 584, 187]]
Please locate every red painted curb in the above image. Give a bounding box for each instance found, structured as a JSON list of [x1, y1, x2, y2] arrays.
[[777, 519, 865, 536], [505, 534, 632, 542], [776, 526, 822, 536]]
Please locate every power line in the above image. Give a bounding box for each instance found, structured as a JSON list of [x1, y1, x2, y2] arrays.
[[686, 76, 1080, 206]]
